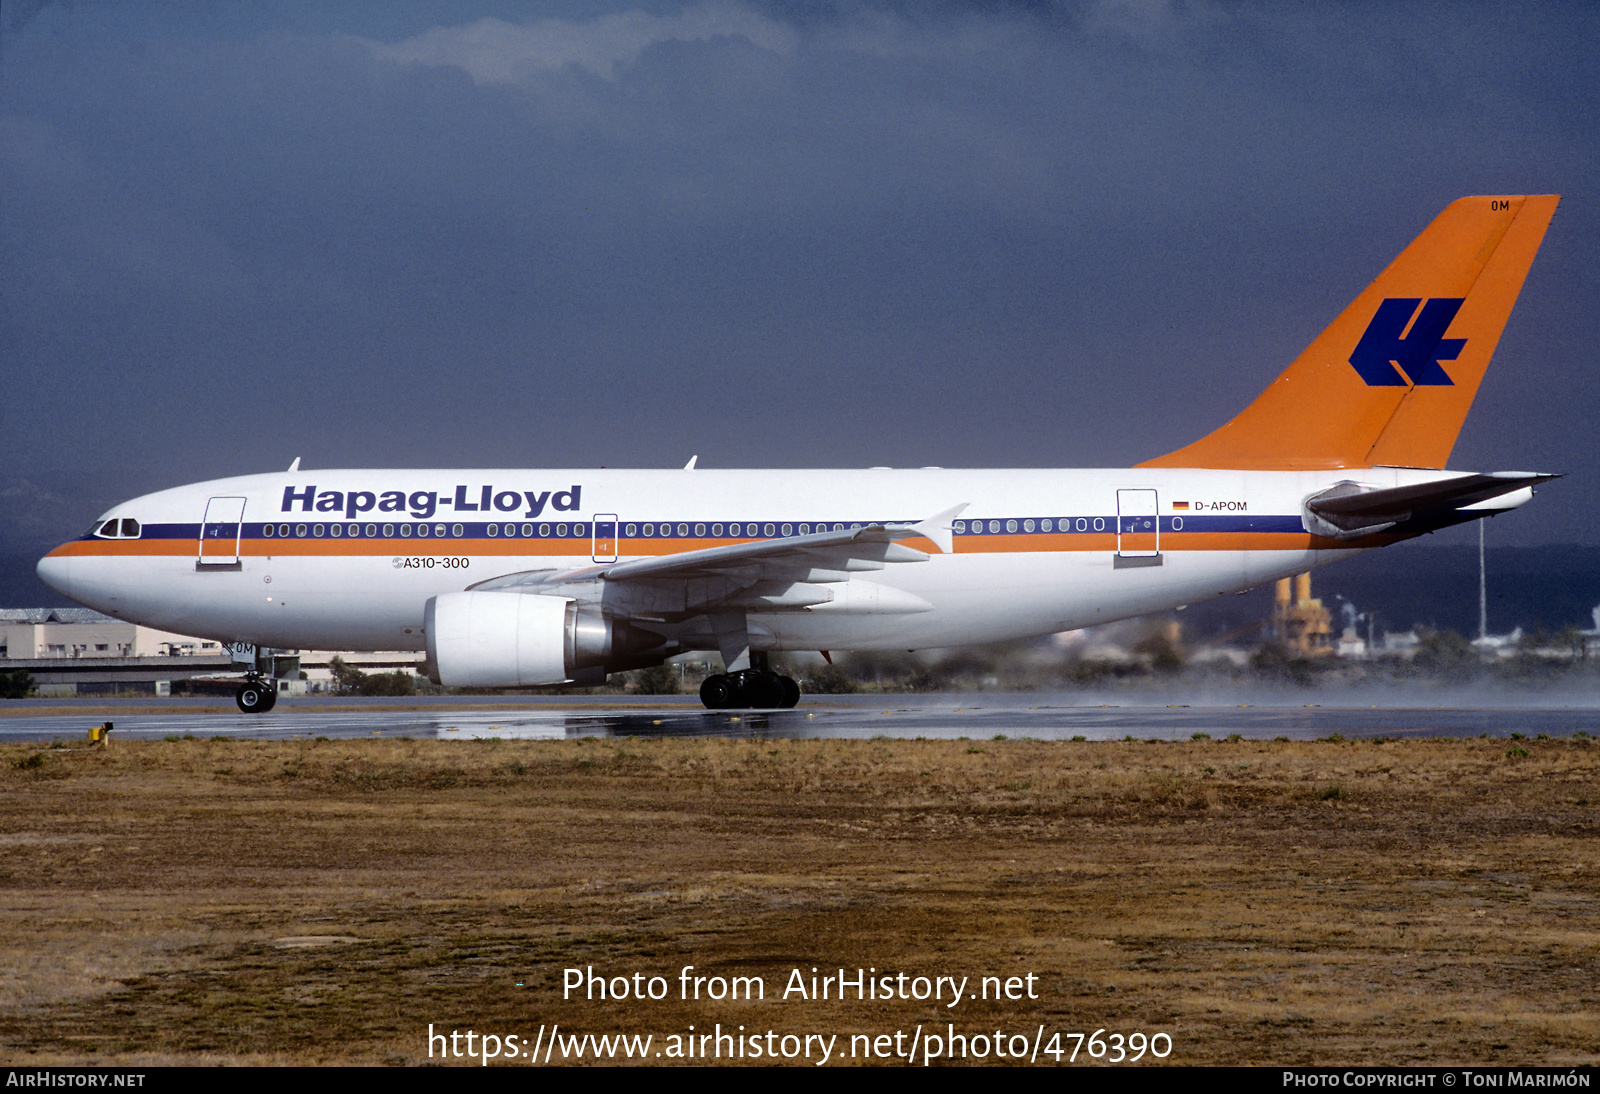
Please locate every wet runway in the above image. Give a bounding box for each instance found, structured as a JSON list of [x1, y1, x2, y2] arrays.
[[3, 694, 1598, 741]]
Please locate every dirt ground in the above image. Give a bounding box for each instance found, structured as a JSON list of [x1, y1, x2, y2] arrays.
[[0, 733, 1596, 1066]]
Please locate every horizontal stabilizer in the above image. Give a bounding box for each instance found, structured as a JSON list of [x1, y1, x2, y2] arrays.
[[1303, 472, 1557, 539]]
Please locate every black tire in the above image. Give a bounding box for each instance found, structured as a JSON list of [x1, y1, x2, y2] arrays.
[[778, 675, 800, 708], [236, 681, 271, 714], [700, 674, 734, 709], [260, 687, 278, 712], [747, 671, 784, 709]]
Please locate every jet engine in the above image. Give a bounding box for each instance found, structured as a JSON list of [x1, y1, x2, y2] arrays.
[[424, 591, 666, 688]]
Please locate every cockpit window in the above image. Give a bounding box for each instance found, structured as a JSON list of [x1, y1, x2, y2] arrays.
[[92, 518, 142, 540]]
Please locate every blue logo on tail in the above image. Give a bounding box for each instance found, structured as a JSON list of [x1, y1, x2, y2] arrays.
[[1348, 298, 1464, 386]]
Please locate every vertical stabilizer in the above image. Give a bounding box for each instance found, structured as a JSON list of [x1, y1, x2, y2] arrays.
[[1139, 195, 1559, 470]]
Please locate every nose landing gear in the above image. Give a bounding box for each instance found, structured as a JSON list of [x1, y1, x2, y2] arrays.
[[236, 675, 278, 714]]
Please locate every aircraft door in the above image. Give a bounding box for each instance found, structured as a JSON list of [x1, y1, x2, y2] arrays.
[[1116, 489, 1159, 559], [593, 514, 618, 564], [199, 496, 247, 568]]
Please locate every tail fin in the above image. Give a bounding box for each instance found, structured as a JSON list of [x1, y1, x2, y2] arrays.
[[1139, 195, 1559, 470]]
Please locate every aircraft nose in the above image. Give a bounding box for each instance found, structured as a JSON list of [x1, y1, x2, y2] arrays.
[[37, 550, 85, 601]]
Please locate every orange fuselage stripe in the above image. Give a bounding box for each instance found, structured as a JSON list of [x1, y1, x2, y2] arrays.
[[47, 531, 1393, 560]]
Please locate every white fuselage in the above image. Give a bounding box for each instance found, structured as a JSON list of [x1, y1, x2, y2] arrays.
[[37, 465, 1476, 656]]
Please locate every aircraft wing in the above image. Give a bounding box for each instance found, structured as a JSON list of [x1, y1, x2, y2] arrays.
[[1303, 472, 1556, 538], [600, 503, 967, 581], [467, 504, 968, 613]]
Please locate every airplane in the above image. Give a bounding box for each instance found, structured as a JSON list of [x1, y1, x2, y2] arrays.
[[38, 195, 1561, 714]]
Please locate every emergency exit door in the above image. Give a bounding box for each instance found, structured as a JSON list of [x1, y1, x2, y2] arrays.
[[592, 514, 618, 563], [1116, 489, 1160, 560]]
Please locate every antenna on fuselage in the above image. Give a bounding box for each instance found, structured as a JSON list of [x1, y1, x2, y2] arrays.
[[683, 455, 697, 470], [287, 457, 301, 472]]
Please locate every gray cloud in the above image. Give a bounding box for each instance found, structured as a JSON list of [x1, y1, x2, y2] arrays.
[[367, 5, 800, 83]]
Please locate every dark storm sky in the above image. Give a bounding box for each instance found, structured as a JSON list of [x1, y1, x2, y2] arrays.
[[3, 1, 1597, 553]]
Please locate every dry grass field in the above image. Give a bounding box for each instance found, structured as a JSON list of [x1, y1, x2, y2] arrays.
[[0, 733, 1596, 1066]]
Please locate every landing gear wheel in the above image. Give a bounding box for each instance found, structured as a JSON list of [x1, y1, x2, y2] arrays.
[[778, 675, 800, 708], [700, 674, 734, 710], [746, 671, 784, 709], [236, 679, 274, 714], [700, 671, 799, 710]]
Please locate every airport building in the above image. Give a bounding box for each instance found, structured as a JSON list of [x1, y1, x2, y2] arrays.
[[0, 609, 422, 696], [0, 608, 225, 661]]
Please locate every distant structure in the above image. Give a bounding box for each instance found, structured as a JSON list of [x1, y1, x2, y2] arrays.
[[1335, 598, 1368, 658], [1273, 573, 1333, 656], [0, 609, 421, 696], [0, 608, 220, 659], [0, 608, 232, 696]]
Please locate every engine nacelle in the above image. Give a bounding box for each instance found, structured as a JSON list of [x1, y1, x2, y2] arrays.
[[424, 592, 665, 688]]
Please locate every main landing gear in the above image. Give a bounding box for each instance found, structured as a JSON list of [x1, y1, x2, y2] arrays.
[[236, 675, 278, 714], [699, 668, 801, 710]]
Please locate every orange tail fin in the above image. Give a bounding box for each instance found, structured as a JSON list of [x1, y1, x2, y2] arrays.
[[1139, 195, 1559, 470]]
